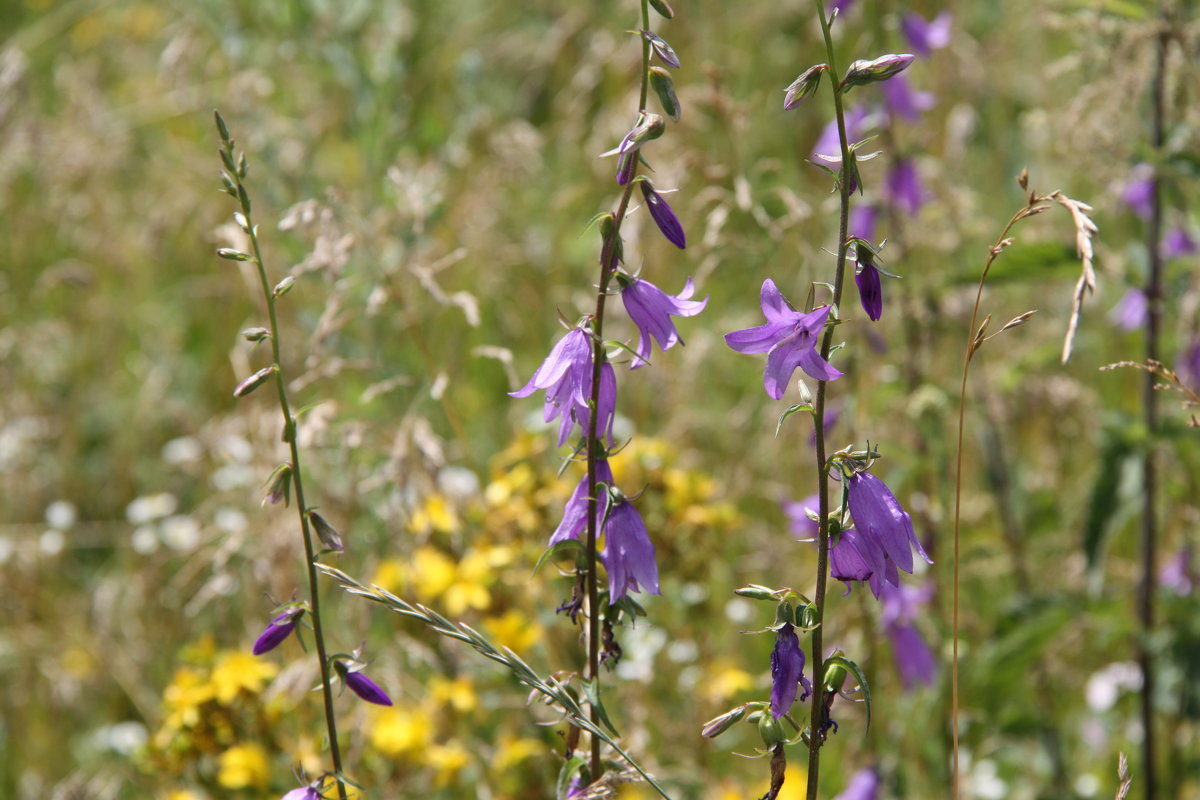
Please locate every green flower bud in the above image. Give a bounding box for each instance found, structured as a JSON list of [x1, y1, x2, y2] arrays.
[[649, 0, 674, 19], [840, 54, 914, 92], [649, 67, 681, 122], [233, 365, 277, 398], [758, 711, 787, 747]]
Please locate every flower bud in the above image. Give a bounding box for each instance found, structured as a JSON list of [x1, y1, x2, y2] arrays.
[[638, 30, 679, 69], [217, 248, 253, 262], [649, 0, 674, 19], [273, 275, 296, 297], [234, 365, 277, 397], [649, 67, 681, 122], [701, 704, 748, 738], [639, 180, 686, 249], [308, 510, 344, 553], [783, 64, 827, 110], [620, 113, 666, 154], [264, 463, 293, 506], [242, 327, 271, 342], [734, 584, 777, 601], [840, 54, 914, 92]]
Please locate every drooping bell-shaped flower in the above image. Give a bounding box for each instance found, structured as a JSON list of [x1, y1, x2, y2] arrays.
[[1109, 288, 1148, 332], [1164, 226, 1197, 259], [550, 459, 615, 546], [252, 606, 305, 655], [885, 158, 925, 217], [725, 279, 843, 399], [854, 246, 884, 322], [620, 275, 707, 368], [601, 492, 660, 603], [846, 471, 932, 581], [833, 768, 880, 800], [1121, 163, 1154, 221], [881, 72, 934, 123], [511, 328, 614, 446], [879, 582, 937, 689], [769, 623, 811, 718]]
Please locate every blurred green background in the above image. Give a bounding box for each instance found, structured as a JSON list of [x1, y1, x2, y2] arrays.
[[1, 0, 1198, 798]]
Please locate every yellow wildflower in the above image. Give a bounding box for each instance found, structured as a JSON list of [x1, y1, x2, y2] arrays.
[[483, 609, 542, 654], [493, 734, 544, 771], [210, 651, 278, 704], [412, 547, 457, 598], [426, 742, 470, 786], [216, 743, 269, 790], [163, 791, 206, 800], [371, 558, 407, 593], [704, 664, 755, 703], [370, 707, 433, 758], [431, 676, 477, 713]]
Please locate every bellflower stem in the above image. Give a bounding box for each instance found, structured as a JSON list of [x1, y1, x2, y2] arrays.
[[806, 3, 853, 798], [583, 0, 653, 780], [1138, 9, 1168, 799], [215, 114, 347, 800]]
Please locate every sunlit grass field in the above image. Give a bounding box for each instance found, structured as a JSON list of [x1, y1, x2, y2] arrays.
[[2, 0, 1198, 798]]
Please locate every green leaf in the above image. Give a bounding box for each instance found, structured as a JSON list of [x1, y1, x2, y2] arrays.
[[532, 539, 585, 575], [1082, 419, 1140, 583], [825, 654, 872, 731], [776, 403, 814, 437], [581, 677, 621, 737]]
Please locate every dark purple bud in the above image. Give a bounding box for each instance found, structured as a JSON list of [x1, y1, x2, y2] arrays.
[[233, 365, 277, 397], [840, 54, 915, 92], [252, 606, 304, 655], [337, 662, 393, 706], [616, 152, 638, 185], [784, 64, 827, 110], [308, 510, 344, 553], [648, 0, 674, 19], [649, 67, 681, 122], [639, 30, 680, 69], [639, 180, 686, 249], [855, 254, 883, 322]]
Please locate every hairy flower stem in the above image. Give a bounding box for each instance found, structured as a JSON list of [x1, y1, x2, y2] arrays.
[[215, 114, 347, 800], [1139, 11, 1169, 799], [583, 0, 653, 780], [806, 4, 853, 798]]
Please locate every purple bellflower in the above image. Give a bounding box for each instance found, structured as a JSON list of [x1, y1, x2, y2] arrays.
[[901, 11, 952, 58], [881, 73, 934, 123], [850, 204, 877, 243], [550, 459, 615, 546], [1164, 226, 1197, 259], [725, 279, 843, 399], [281, 784, 321, 800], [830, 527, 884, 595], [879, 581, 937, 689], [601, 494, 660, 603], [846, 470, 932, 581], [639, 180, 687, 249], [783, 493, 821, 540], [1160, 546, 1193, 596], [885, 158, 925, 218], [769, 623, 811, 718], [854, 246, 884, 322], [833, 768, 879, 800], [620, 276, 708, 368], [252, 606, 304, 655], [334, 659, 393, 706], [1109, 288, 1148, 332], [1121, 163, 1154, 221], [510, 328, 615, 447]]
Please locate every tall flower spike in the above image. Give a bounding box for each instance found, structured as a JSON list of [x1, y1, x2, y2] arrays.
[[769, 623, 811, 718], [601, 492, 660, 603], [621, 276, 707, 368], [724, 279, 843, 399]]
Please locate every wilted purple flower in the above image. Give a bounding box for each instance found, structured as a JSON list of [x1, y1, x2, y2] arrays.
[[783, 493, 820, 539], [336, 662, 393, 706], [846, 471, 932, 581], [621, 276, 707, 368], [601, 494, 659, 603], [1164, 226, 1197, 259], [901, 11, 952, 58], [880, 582, 936, 688], [1109, 288, 1148, 332], [1178, 336, 1200, 390], [725, 279, 843, 399], [1121, 163, 1154, 221], [885, 158, 925, 217], [881, 73, 935, 123], [849, 204, 877, 243], [833, 768, 879, 800], [253, 606, 304, 655], [281, 785, 320, 800], [769, 623, 811, 718], [854, 248, 883, 322], [1160, 545, 1193, 596], [639, 29, 680, 69], [511, 328, 614, 446], [784, 63, 827, 110], [550, 459, 615, 546], [812, 105, 871, 166], [639, 181, 686, 249]]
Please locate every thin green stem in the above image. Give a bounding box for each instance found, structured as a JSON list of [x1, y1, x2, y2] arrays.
[[582, 0, 653, 781], [217, 118, 347, 800], [807, 4, 853, 799]]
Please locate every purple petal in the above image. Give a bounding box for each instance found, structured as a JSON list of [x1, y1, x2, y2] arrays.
[[1164, 226, 1197, 259], [346, 670, 393, 706], [901, 11, 952, 58], [855, 262, 883, 321], [885, 159, 925, 217], [1109, 288, 1148, 332], [833, 768, 879, 800], [602, 500, 659, 602], [881, 72, 935, 123], [641, 183, 687, 249], [252, 608, 301, 655], [551, 460, 615, 545], [769, 623, 807, 718], [887, 623, 938, 688], [783, 494, 821, 539], [510, 329, 590, 398], [1121, 164, 1154, 221]]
